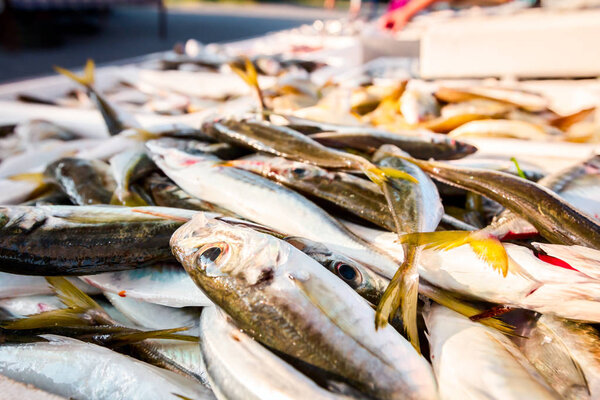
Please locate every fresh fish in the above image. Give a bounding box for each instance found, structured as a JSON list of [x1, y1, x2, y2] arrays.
[[200, 306, 352, 400], [149, 144, 403, 281], [345, 222, 600, 322], [104, 292, 201, 334], [435, 86, 548, 112], [143, 173, 233, 215], [371, 145, 443, 349], [425, 305, 559, 400], [487, 154, 600, 240], [223, 155, 396, 231], [401, 157, 600, 249], [448, 119, 549, 140], [309, 130, 476, 160], [171, 214, 438, 400], [516, 314, 599, 399], [81, 264, 211, 307], [55, 60, 141, 136], [0, 205, 196, 275], [44, 158, 115, 205], [0, 335, 214, 400]]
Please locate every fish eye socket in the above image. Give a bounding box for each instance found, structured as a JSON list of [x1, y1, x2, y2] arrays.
[[334, 261, 361, 285]]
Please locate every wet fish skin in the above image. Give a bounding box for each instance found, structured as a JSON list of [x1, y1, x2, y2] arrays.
[[425, 305, 560, 400], [44, 158, 115, 205], [411, 158, 600, 249], [0, 335, 215, 400], [516, 314, 598, 400], [0, 205, 195, 275], [203, 118, 358, 169], [143, 173, 234, 215], [200, 306, 352, 400], [171, 214, 438, 400], [309, 130, 477, 161], [149, 143, 403, 281], [226, 155, 396, 231]]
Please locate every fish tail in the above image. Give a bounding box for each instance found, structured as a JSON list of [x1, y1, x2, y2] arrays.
[[230, 57, 266, 111], [375, 247, 421, 353], [360, 164, 418, 186], [399, 230, 509, 277], [54, 59, 95, 87], [108, 327, 198, 346], [2, 277, 105, 330]]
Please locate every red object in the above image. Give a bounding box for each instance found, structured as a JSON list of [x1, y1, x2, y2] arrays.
[[536, 253, 577, 271], [118, 290, 127, 297]]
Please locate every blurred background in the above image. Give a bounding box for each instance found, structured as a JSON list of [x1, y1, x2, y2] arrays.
[[0, 0, 352, 82]]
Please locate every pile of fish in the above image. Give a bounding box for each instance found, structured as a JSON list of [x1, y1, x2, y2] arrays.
[[0, 57, 598, 400]]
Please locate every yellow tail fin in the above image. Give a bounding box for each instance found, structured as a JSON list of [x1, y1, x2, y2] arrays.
[[230, 57, 266, 111], [399, 230, 509, 276], [54, 59, 95, 87]]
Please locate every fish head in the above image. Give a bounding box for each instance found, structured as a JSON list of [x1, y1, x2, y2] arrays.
[[285, 236, 387, 305], [171, 213, 288, 297], [450, 138, 478, 159], [222, 156, 327, 184], [146, 140, 218, 171]]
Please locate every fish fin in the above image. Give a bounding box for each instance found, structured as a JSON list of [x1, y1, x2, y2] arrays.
[[399, 231, 509, 277], [375, 246, 421, 352], [108, 327, 198, 346], [2, 308, 90, 329], [54, 59, 95, 87], [378, 167, 419, 184], [359, 164, 418, 186], [46, 276, 100, 310], [2, 277, 104, 329], [230, 57, 266, 111]]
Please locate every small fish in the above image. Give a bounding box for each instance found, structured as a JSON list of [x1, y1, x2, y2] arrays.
[[448, 119, 549, 140], [435, 86, 548, 112], [54, 60, 141, 136], [171, 214, 438, 400], [308, 129, 476, 160], [149, 143, 404, 282], [0, 205, 196, 275], [425, 304, 559, 400], [400, 157, 600, 250], [372, 145, 443, 351], [45, 157, 116, 205], [0, 335, 215, 400], [399, 89, 440, 125], [200, 306, 353, 400]]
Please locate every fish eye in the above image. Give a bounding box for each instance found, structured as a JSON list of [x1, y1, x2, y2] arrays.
[[333, 261, 362, 286], [201, 247, 222, 263], [291, 167, 307, 177], [196, 242, 229, 271]]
